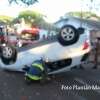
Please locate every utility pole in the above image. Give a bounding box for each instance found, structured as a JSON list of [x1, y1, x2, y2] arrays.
[[81, 0, 83, 19], [80, 0, 83, 27]]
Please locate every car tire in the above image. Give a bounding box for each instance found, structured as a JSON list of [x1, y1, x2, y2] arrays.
[[58, 25, 79, 46], [1, 45, 17, 65]]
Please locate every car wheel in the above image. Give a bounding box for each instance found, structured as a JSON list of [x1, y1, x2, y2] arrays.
[[58, 25, 79, 46], [1, 45, 17, 65]]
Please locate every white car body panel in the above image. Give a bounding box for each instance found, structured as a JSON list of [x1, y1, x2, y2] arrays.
[[0, 28, 91, 74]]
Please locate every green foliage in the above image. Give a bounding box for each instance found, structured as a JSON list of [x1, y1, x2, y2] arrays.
[[0, 15, 13, 24], [18, 10, 44, 25], [8, 0, 38, 6], [66, 11, 100, 20], [9, 10, 56, 30]]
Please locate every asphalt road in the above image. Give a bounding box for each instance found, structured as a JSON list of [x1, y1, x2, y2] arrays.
[[1, 63, 100, 100]]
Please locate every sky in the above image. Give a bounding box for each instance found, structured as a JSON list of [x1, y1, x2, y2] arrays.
[[0, 0, 100, 22]]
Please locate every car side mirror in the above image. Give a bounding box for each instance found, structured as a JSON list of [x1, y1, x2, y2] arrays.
[[77, 27, 85, 34]]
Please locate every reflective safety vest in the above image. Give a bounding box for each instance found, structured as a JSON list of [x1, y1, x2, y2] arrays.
[[27, 74, 42, 80], [27, 60, 44, 80], [32, 63, 44, 71]]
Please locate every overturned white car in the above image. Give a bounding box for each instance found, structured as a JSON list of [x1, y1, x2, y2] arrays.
[[0, 25, 91, 74]]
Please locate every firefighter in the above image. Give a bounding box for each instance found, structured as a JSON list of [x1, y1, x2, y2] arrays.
[[93, 37, 100, 69], [24, 59, 48, 83]]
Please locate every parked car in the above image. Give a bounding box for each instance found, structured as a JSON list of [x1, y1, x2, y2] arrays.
[[21, 27, 40, 40], [7, 33, 36, 47], [0, 26, 35, 47]]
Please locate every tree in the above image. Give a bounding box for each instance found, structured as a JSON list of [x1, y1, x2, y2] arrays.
[[8, 0, 38, 6], [86, 0, 99, 11], [17, 10, 45, 27], [0, 15, 13, 24], [66, 11, 100, 20]]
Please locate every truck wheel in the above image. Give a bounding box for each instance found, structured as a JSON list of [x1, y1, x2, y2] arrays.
[[1, 45, 17, 65], [58, 25, 79, 46]]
